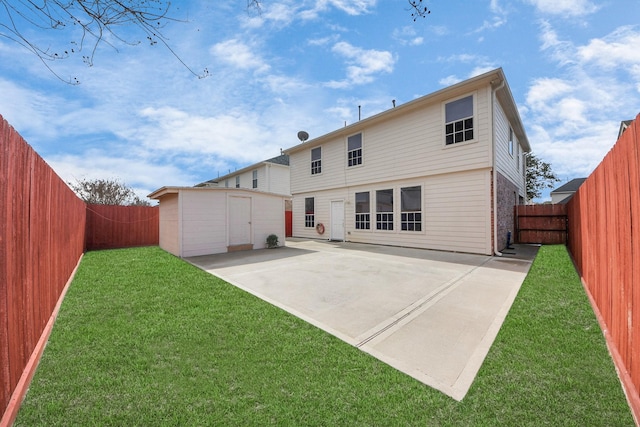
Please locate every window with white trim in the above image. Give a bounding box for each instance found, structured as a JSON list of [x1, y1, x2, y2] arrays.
[[401, 186, 422, 231], [235, 176, 240, 188], [225, 179, 229, 188], [445, 95, 474, 145], [305, 197, 315, 228], [376, 189, 393, 230], [355, 192, 370, 230], [347, 133, 362, 167], [311, 147, 321, 175], [252, 170, 258, 188], [509, 127, 514, 156]]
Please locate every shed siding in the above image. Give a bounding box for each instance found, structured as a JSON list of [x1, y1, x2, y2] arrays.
[[159, 193, 180, 256], [292, 169, 492, 254], [181, 190, 227, 257], [252, 196, 287, 247]]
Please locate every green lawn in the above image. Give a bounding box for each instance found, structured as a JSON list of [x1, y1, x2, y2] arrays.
[[15, 245, 634, 426]]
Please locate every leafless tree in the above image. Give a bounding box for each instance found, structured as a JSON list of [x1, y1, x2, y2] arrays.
[[0, 0, 209, 83], [408, 0, 430, 21]]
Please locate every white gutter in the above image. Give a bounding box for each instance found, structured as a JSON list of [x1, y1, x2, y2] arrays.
[[492, 79, 505, 256]]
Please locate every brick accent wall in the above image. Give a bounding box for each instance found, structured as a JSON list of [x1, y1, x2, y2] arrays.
[[496, 171, 519, 251]]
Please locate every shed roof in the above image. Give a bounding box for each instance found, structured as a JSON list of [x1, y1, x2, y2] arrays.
[[148, 186, 288, 200]]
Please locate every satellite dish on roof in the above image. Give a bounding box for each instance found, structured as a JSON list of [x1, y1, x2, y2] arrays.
[[297, 131, 309, 142]]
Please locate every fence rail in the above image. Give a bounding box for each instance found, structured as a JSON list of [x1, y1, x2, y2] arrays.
[[515, 204, 568, 244], [85, 204, 159, 251], [567, 113, 640, 423]]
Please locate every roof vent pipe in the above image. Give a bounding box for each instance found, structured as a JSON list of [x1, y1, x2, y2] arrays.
[[358, 105, 361, 121], [392, 99, 396, 107]]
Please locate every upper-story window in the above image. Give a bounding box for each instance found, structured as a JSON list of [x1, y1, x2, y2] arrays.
[[235, 176, 240, 188], [355, 192, 370, 230], [252, 170, 258, 188], [509, 127, 514, 156], [445, 95, 474, 145], [225, 179, 229, 188], [311, 147, 322, 175], [348, 133, 363, 167]]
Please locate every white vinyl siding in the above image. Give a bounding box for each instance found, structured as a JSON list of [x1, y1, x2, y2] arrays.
[[289, 88, 492, 196], [158, 193, 180, 256], [181, 190, 228, 257], [156, 188, 286, 257], [218, 164, 290, 196], [494, 99, 525, 196], [291, 170, 491, 254]]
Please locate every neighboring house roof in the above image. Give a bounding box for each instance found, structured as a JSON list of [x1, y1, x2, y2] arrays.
[[284, 68, 530, 155], [552, 178, 587, 194], [618, 120, 633, 139], [551, 178, 587, 204], [195, 154, 289, 187]]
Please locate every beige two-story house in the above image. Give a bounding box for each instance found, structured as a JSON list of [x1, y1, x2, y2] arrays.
[[284, 68, 530, 255], [196, 154, 291, 196]]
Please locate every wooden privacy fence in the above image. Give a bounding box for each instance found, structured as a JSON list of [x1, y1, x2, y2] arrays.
[[566, 113, 640, 423], [85, 204, 159, 251], [515, 204, 568, 244], [1, 116, 86, 425]]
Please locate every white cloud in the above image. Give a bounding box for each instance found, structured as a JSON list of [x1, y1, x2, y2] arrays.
[[525, 0, 599, 16], [325, 41, 394, 88], [392, 27, 424, 46], [576, 26, 640, 70], [526, 23, 640, 182], [300, 0, 376, 19], [210, 39, 271, 74]]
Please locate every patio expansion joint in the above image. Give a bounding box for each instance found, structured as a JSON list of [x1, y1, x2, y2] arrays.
[[354, 256, 494, 349]]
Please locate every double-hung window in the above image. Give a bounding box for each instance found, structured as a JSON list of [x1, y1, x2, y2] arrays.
[[347, 133, 362, 167], [508, 127, 514, 156], [235, 176, 240, 188], [252, 170, 258, 188], [355, 192, 370, 230], [311, 147, 322, 175], [305, 197, 315, 228], [376, 189, 394, 230], [401, 186, 422, 231], [445, 95, 474, 145]]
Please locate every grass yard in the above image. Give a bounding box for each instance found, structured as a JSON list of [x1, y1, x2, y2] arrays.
[[15, 245, 634, 426]]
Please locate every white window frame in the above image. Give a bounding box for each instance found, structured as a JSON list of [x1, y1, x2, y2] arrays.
[[400, 186, 422, 232], [235, 176, 240, 188], [305, 197, 315, 228], [252, 170, 258, 188], [509, 127, 514, 157], [443, 93, 476, 147], [347, 133, 363, 167], [355, 191, 370, 230], [375, 189, 394, 231], [311, 147, 322, 175]]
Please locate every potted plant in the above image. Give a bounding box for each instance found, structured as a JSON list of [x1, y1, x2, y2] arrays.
[[266, 234, 279, 248]]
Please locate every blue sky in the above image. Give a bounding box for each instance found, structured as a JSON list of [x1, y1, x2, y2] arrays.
[[1, 0, 639, 202]]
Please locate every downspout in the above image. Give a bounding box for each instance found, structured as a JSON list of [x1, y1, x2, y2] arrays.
[[492, 79, 505, 256]]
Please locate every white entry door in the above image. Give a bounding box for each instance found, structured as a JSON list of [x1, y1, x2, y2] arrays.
[[229, 196, 252, 245], [330, 200, 345, 241]]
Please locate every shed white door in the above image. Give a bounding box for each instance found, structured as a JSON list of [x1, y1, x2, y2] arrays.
[[330, 200, 345, 241], [229, 196, 251, 245]]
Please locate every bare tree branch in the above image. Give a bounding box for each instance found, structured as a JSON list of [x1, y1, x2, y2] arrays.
[[0, 0, 209, 84]]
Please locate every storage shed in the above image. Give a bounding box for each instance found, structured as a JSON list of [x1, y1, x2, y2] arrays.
[[148, 187, 286, 257]]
